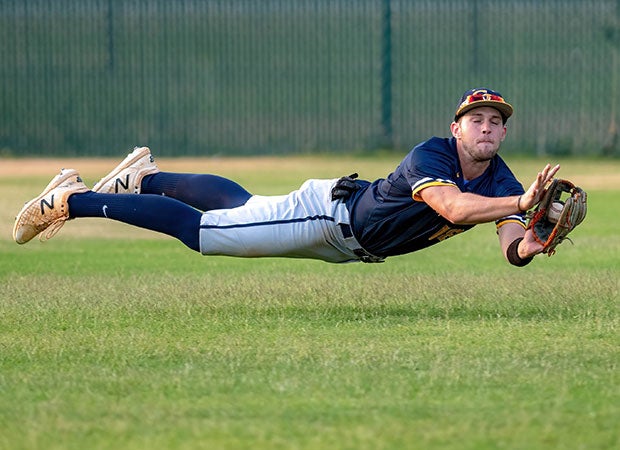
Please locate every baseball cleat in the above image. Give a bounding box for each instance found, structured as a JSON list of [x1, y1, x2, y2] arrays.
[[92, 146, 159, 194], [13, 169, 89, 244]]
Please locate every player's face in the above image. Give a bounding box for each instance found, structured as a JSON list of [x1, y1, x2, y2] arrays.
[[452, 107, 507, 162]]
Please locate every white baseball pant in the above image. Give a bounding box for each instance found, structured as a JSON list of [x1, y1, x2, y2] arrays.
[[198, 179, 383, 263]]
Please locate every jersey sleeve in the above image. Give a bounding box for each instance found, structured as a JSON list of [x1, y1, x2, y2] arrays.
[[496, 214, 527, 230], [406, 138, 459, 201]]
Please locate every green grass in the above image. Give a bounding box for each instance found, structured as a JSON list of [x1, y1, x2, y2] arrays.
[[0, 157, 618, 449]]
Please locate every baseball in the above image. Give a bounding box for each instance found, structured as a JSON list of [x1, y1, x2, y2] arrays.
[[548, 201, 564, 223]]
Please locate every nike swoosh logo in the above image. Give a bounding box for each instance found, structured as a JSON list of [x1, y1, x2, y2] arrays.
[[102, 205, 108, 218]]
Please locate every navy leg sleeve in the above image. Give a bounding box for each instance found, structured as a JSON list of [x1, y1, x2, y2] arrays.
[[142, 173, 252, 211], [68, 191, 202, 252]]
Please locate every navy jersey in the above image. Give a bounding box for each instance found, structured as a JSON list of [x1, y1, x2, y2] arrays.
[[347, 136, 526, 257]]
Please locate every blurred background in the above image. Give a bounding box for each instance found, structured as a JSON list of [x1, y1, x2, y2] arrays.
[[1, 0, 619, 157]]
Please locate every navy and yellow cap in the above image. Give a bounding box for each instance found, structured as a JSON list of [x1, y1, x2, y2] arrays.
[[454, 88, 513, 122]]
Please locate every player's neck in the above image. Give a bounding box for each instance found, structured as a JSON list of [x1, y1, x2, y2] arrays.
[[457, 152, 491, 181], [455, 140, 497, 180]]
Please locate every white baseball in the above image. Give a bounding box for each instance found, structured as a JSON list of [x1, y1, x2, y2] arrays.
[[548, 201, 564, 223]]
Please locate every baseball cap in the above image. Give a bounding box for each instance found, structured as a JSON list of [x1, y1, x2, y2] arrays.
[[454, 88, 513, 122]]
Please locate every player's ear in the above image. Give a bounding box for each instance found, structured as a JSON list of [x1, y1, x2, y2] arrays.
[[450, 121, 461, 139], [500, 125, 507, 141]]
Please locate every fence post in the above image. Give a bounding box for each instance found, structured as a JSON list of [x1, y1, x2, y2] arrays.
[[380, 0, 393, 148], [107, 0, 114, 71], [471, 0, 479, 74], [603, 0, 620, 154]]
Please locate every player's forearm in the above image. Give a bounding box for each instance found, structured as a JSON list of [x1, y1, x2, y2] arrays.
[[499, 223, 542, 262], [439, 192, 522, 224]]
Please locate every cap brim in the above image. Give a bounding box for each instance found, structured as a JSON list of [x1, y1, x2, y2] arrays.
[[456, 101, 513, 120]]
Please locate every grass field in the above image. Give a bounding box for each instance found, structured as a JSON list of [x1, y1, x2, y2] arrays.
[[0, 156, 618, 450]]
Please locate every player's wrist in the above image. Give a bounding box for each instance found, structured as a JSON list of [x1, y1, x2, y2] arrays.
[[516, 195, 527, 213], [507, 237, 534, 267]]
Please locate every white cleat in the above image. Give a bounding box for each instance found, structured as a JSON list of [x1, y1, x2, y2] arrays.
[[92, 146, 159, 194], [13, 169, 89, 244]]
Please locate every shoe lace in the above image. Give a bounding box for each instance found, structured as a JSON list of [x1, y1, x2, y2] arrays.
[[39, 218, 67, 241]]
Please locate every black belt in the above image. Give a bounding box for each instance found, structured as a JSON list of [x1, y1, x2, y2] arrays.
[[338, 223, 385, 263]]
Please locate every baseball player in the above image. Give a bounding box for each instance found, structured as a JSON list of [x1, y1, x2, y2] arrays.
[[13, 88, 561, 267]]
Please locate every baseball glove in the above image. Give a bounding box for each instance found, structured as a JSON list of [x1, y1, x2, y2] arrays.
[[527, 178, 587, 256]]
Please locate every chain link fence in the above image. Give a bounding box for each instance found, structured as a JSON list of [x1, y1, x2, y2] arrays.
[[1, 0, 619, 156]]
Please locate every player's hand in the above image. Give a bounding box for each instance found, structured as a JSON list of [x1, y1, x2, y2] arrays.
[[520, 163, 560, 211], [331, 173, 360, 201], [519, 228, 545, 258]]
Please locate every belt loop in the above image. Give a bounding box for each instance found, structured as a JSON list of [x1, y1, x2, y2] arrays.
[[340, 223, 354, 239], [338, 223, 385, 263]]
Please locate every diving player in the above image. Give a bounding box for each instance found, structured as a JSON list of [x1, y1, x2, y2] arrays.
[[14, 88, 559, 267]]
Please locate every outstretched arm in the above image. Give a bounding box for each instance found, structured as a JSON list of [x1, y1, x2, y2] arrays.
[[418, 163, 560, 225], [498, 222, 544, 261]]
